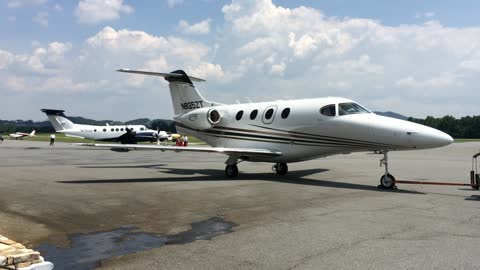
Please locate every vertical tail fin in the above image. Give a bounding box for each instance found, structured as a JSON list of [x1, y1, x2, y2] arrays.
[[41, 109, 76, 131], [166, 70, 222, 115], [117, 69, 222, 115], [30, 130, 36, 136]]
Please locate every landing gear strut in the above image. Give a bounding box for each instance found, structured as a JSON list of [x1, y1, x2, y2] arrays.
[[273, 162, 288, 176], [378, 151, 397, 190]]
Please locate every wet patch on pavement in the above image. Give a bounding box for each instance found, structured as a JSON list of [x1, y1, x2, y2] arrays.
[[36, 217, 237, 270]]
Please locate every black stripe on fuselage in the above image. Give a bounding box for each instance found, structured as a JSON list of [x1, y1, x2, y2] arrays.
[[175, 122, 401, 149], [210, 125, 400, 149], [248, 124, 400, 148], [206, 133, 380, 148]]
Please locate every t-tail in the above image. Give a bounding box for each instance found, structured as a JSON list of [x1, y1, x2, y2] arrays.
[[117, 69, 221, 115], [41, 109, 77, 131]]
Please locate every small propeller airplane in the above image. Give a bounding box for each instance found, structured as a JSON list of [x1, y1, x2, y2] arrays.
[[41, 109, 160, 144], [78, 69, 453, 189], [9, 130, 36, 139]]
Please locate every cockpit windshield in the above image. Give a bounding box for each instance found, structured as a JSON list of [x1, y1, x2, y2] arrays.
[[338, 102, 370, 116]]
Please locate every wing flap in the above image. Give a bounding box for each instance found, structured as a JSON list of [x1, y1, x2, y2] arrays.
[[75, 143, 282, 157]]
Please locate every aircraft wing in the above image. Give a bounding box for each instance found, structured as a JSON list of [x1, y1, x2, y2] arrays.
[[76, 143, 282, 157]]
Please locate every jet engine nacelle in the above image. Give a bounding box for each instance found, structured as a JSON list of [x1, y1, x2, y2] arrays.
[[178, 107, 223, 130]]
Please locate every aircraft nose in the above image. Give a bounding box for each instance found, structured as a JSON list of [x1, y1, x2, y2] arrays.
[[416, 127, 453, 148], [432, 130, 453, 147]]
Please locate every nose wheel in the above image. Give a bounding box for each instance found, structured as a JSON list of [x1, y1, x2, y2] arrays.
[[380, 173, 396, 189], [273, 162, 288, 175], [378, 151, 397, 190]]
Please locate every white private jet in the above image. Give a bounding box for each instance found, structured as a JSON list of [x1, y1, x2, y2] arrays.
[[9, 130, 36, 139], [80, 69, 453, 189], [41, 109, 160, 144]]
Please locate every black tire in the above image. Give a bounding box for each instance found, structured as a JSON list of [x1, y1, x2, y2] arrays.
[[225, 164, 239, 178], [380, 173, 396, 189], [275, 162, 288, 176]]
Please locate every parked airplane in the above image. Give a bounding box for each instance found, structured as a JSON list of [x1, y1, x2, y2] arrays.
[[9, 130, 36, 139], [41, 109, 160, 144], [80, 69, 453, 189]]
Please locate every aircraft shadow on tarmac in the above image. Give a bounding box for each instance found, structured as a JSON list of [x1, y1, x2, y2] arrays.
[[465, 195, 480, 201], [78, 164, 167, 169], [58, 166, 424, 194]]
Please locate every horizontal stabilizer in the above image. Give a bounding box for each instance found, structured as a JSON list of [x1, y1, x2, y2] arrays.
[[76, 143, 282, 157], [117, 69, 205, 82], [41, 109, 66, 116]]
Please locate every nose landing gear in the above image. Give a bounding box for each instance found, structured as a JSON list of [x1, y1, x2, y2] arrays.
[[378, 151, 397, 190]]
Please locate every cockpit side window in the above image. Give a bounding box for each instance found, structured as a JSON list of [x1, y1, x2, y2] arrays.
[[320, 104, 336, 117], [338, 102, 370, 116]]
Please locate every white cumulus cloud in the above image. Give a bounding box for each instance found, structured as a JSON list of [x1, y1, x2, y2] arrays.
[[3, 0, 480, 120], [75, 0, 133, 24], [177, 18, 211, 35], [167, 0, 184, 8]]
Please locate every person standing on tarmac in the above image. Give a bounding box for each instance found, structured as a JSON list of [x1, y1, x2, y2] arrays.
[[183, 135, 188, 147], [49, 133, 56, 146]]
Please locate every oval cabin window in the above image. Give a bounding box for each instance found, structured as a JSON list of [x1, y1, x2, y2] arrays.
[[236, 110, 244, 120], [281, 108, 290, 119], [250, 110, 258, 120], [262, 105, 277, 124], [265, 108, 274, 120]]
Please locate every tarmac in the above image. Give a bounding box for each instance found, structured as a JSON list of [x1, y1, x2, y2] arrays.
[[0, 140, 480, 270]]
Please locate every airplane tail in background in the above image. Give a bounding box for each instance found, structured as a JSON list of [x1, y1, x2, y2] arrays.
[[41, 109, 76, 131], [117, 69, 222, 115], [30, 130, 36, 136]]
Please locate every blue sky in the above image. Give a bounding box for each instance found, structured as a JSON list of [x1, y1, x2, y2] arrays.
[[1, 0, 480, 120]]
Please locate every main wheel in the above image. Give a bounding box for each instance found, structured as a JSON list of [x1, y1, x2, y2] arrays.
[[379, 173, 396, 189], [225, 164, 239, 178], [275, 162, 288, 176]]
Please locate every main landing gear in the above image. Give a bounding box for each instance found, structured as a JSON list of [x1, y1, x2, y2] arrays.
[[272, 162, 288, 175], [378, 151, 397, 190], [225, 164, 239, 178], [224, 157, 289, 177]]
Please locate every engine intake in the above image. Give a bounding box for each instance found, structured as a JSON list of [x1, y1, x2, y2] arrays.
[[208, 109, 221, 125], [177, 107, 223, 130]]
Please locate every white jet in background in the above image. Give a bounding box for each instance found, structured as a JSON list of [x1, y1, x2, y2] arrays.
[[9, 130, 35, 139], [41, 109, 160, 144], [80, 69, 453, 189]]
